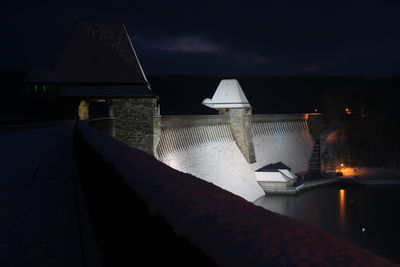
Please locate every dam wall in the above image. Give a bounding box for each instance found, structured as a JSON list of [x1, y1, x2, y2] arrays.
[[156, 114, 315, 201], [156, 115, 264, 202], [250, 114, 314, 174]]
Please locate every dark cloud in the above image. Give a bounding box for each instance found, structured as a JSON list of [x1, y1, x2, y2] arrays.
[[2, 0, 400, 76]]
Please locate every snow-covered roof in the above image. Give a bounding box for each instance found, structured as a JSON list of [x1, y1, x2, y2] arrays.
[[202, 79, 251, 109], [255, 162, 296, 182], [255, 162, 291, 172], [255, 169, 297, 182]]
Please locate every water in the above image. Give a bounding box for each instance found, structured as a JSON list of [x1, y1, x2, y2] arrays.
[[255, 183, 400, 263]]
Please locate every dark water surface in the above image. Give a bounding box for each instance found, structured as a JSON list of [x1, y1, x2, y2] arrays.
[[255, 183, 400, 263]]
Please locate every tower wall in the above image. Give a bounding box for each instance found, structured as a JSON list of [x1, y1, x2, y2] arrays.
[[306, 113, 325, 141], [112, 98, 156, 155], [228, 109, 256, 163]]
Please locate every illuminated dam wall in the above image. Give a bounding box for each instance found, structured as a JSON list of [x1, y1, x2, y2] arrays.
[[155, 114, 316, 202]]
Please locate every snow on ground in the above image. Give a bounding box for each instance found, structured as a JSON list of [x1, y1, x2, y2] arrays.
[[0, 125, 94, 266], [78, 122, 396, 266], [160, 140, 265, 202]]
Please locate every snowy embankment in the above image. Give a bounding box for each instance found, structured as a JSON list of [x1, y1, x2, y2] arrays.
[[76, 122, 395, 266]]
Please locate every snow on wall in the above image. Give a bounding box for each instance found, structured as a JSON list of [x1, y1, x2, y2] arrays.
[[251, 120, 314, 173], [157, 124, 264, 202], [156, 124, 233, 158], [156, 117, 314, 202]]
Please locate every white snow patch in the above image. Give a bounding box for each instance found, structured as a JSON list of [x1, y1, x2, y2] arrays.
[[160, 140, 265, 202], [251, 131, 314, 174]]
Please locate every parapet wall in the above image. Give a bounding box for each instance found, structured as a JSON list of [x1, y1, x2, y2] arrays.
[[251, 113, 308, 122]]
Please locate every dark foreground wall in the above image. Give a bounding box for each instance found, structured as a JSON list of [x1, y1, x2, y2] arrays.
[[74, 124, 215, 266], [74, 122, 396, 267]]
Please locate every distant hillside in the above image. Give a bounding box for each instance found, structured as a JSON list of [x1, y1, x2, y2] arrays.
[[147, 75, 375, 115], [1, 71, 399, 117]]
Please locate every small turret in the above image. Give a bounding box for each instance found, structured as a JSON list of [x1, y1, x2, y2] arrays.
[[202, 79, 251, 114]]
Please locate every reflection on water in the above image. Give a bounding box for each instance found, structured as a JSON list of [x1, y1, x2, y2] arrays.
[[254, 184, 400, 264], [339, 189, 346, 233]]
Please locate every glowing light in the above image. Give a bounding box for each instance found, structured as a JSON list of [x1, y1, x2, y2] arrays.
[[340, 163, 344, 167], [314, 108, 318, 112], [345, 108, 352, 115], [336, 167, 357, 176], [78, 100, 90, 120]]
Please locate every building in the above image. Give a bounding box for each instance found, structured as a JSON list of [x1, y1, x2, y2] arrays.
[[254, 162, 298, 190], [23, 19, 158, 154]]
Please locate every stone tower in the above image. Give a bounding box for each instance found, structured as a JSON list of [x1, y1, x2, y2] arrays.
[[28, 19, 158, 154]]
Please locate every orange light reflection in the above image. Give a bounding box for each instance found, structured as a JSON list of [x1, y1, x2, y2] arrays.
[[339, 189, 346, 233]]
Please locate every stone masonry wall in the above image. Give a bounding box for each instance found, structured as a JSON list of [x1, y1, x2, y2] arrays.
[[153, 115, 161, 155], [229, 109, 256, 163], [112, 98, 156, 154]]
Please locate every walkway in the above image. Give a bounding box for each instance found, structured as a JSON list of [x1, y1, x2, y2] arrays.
[[0, 125, 98, 266]]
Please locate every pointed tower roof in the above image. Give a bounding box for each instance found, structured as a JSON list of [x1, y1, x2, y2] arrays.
[[53, 19, 153, 97], [202, 79, 251, 109]]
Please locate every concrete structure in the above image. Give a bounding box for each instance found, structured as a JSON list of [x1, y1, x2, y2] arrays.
[[155, 114, 316, 201], [154, 80, 323, 200]]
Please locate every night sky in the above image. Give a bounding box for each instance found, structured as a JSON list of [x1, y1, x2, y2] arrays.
[[2, 0, 400, 77]]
